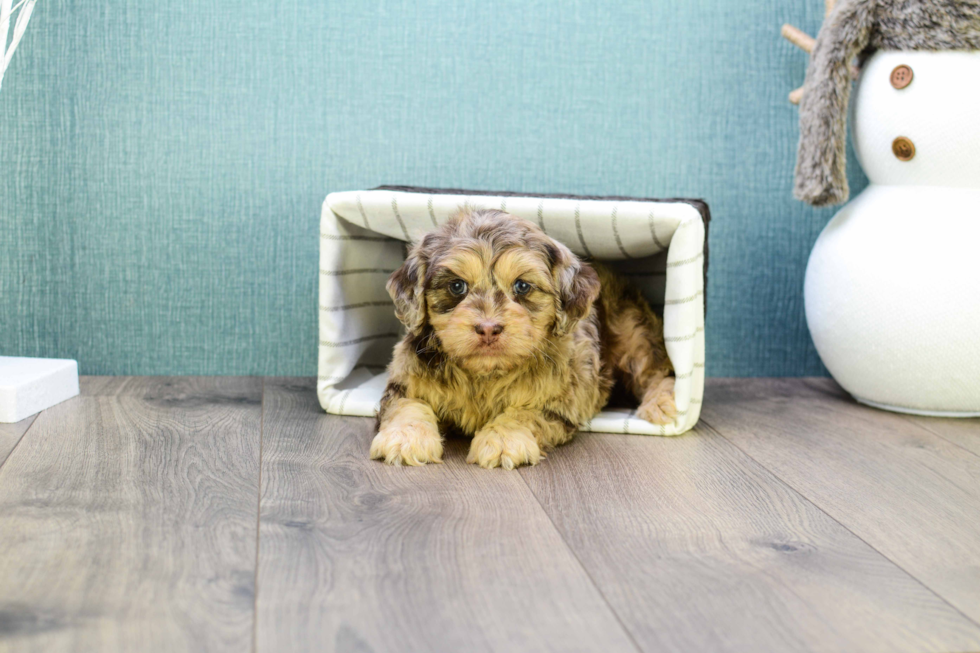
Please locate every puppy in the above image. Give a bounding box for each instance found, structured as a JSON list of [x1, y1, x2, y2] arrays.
[[371, 206, 676, 469]]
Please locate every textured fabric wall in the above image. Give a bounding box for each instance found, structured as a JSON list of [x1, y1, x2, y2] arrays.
[[0, 0, 867, 376]]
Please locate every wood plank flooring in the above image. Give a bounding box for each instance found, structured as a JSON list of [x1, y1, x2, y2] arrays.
[[0, 377, 262, 653], [256, 378, 636, 653], [519, 422, 980, 653], [0, 376, 977, 653], [699, 378, 980, 626]]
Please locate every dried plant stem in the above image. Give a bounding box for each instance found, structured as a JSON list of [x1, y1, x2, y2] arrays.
[[781, 0, 852, 105], [0, 0, 37, 93], [782, 24, 816, 53]]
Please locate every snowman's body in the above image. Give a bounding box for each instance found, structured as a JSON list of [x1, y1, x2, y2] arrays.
[[805, 51, 980, 416]]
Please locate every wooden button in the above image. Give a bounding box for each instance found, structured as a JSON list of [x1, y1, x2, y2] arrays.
[[892, 136, 915, 161], [890, 65, 913, 89]]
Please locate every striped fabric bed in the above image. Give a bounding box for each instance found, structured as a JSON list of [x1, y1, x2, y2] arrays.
[[318, 186, 709, 436]]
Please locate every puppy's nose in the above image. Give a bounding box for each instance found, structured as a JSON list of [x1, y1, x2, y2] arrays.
[[474, 321, 504, 337]]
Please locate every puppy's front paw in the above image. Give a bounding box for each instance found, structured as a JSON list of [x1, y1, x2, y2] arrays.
[[467, 426, 541, 470], [639, 376, 677, 426], [370, 422, 443, 466]]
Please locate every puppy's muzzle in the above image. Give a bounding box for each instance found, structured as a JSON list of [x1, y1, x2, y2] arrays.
[[474, 320, 504, 344]]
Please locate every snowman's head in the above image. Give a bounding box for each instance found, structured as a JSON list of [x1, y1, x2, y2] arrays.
[[792, 0, 980, 207], [851, 51, 980, 192]]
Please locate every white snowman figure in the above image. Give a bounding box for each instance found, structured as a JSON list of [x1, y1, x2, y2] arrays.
[[789, 1, 980, 416]]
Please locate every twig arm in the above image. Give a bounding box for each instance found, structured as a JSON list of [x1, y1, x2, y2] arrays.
[[782, 24, 816, 53]]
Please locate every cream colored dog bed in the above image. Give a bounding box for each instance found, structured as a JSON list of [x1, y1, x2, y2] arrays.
[[318, 186, 709, 436]]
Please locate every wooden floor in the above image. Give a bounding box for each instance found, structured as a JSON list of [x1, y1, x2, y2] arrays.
[[0, 378, 978, 653]]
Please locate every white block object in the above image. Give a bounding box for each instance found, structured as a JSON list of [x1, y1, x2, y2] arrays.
[[0, 357, 80, 423]]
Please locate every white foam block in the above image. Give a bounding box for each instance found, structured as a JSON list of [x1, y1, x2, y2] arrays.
[[0, 357, 80, 423]]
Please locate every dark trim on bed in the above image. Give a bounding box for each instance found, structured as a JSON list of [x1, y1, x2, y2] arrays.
[[373, 185, 711, 314]]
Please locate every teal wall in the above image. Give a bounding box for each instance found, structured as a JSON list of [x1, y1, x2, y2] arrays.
[[0, 0, 866, 377]]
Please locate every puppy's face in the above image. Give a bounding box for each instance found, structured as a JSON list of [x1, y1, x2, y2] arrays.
[[426, 244, 556, 373], [387, 208, 600, 374]]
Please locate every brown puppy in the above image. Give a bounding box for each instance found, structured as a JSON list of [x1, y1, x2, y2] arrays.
[[372, 206, 676, 469]]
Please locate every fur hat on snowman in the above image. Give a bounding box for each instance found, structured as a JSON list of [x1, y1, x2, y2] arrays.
[[794, 0, 980, 207]]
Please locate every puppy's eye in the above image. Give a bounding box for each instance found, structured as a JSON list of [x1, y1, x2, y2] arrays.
[[448, 279, 468, 296], [513, 279, 532, 296]]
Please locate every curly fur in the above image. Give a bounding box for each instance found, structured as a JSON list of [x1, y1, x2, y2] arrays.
[[796, 0, 980, 206], [372, 207, 675, 469]]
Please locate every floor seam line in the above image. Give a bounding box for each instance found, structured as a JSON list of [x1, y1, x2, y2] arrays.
[[252, 376, 266, 653], [517, 466, 645, 653], [803, 377, 980, 461], [896, 415, 980, 461], [699, 414, 980, 631], [0, 412, 40, 473]]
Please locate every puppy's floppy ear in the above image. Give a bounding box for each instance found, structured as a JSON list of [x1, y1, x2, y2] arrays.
[[547, 239, 601, 336], [386, 239, 429, 336]]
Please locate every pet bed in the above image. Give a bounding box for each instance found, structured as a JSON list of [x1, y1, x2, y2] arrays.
[[318, 186, 709, 436]]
